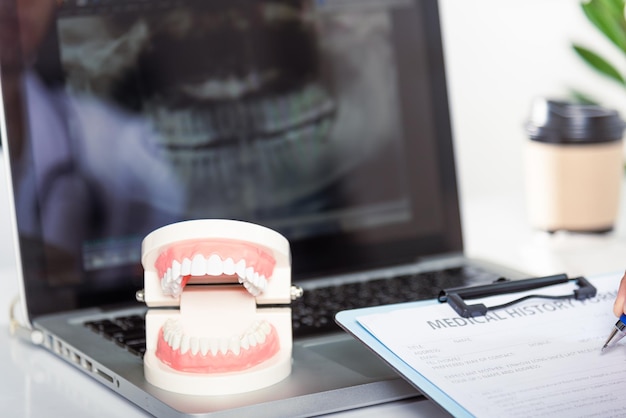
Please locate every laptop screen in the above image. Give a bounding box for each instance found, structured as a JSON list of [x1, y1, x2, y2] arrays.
[[0, 0, 462, 318]]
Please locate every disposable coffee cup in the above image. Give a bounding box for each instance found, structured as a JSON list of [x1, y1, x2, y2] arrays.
[[524, 99, 624, 233]]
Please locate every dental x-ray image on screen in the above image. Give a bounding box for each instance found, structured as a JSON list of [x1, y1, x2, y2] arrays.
[[17, 0, 416, 288], [57, 1, 408, 224]]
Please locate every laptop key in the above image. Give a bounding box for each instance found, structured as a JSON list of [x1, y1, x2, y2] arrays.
[[84, 314, 147, 357]]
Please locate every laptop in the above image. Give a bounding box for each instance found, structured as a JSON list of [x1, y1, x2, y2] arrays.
[[0, 0, 526, 416]]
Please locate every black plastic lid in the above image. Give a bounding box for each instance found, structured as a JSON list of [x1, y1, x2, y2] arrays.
[[525, 99, 624, 144]]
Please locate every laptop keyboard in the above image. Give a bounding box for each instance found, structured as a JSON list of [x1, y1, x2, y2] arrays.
[[292, 265, 499, 337], [83, 265, 501, 357], [84, 315, 147, 358]]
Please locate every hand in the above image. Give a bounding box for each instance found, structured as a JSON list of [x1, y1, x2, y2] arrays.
[[613, 270, 626, 317]]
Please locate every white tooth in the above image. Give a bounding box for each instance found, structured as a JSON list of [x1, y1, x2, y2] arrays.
[[200, 338, 210, 356], [175, 275, 182, 284], [255, 330, 266, 344], [260, 321, 271, 334], [223, 258, 235, 275], [229, 337, 241, 355], [164, 321, 174, 336], [166, 268, 173, 283], [172, 332, 182, 351], [207, 254, 222, 276], [250, 282, 261, 296], [171, 328, 181, 346], [245, 267, 255, 280], [190, 337, 200, 355], [248, 333, 258, 347], [235, 260, 246, 278], [170, 283, 180, 297], [181, 258, 192, 275], [191, 254, 206, 276], [160, 277, 168, 292], [257, 283, 264, 294], [240, 335, 250, 350], [219, 338, 229, 355], [245, 283, 260, 296], [171, 260, 181, 281], [210, 338, 219, 356], [180, 335, 190, 354], [246, 285, 259, 296], [246, 273, 259, 289]]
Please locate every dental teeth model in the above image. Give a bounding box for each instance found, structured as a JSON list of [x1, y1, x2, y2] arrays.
[[141, 219, 293, 395]]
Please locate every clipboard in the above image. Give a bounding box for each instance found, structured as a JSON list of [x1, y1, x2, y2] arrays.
[[335, 272, 619, 418], [336, 299, 472, 417]]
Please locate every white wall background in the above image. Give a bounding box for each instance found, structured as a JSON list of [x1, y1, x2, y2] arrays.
[[440, 0, 626, 204]]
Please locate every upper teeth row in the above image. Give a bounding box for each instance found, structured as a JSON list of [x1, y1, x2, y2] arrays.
[[160, 254, 268, 297]]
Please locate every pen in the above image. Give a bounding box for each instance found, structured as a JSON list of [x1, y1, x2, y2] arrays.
[[601, 313, 626, 352]]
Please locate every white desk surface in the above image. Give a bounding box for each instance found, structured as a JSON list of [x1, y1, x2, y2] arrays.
[[2, 154, 626, 417]]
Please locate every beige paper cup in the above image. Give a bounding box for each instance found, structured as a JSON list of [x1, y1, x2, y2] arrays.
[[524, 99, 624, 233]]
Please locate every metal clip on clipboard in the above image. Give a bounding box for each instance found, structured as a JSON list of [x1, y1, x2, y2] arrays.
[[438, 273, 597, 318]]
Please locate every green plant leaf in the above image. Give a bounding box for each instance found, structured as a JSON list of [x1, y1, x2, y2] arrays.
[[572, 44, 626, 86], [594, 0, 624, 17], [582, 0, 626, 53]]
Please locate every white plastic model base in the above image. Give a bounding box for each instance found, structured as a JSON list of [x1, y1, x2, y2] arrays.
[[141, 219, 293, 395]]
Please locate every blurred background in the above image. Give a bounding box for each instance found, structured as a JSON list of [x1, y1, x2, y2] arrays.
[[1, 0, 625, 274], [439, 0, 626, 275], [440, 0, 626, 201]]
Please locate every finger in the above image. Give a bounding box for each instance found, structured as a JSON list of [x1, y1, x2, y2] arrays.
[[613, 271, 626, 317]]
